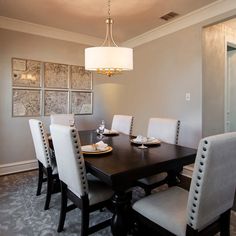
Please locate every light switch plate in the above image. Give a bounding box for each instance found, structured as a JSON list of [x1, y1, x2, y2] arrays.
[[186, 93, 190, 101]]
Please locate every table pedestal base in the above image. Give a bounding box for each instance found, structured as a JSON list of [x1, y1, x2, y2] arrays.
[[111, 191, 131, 236]]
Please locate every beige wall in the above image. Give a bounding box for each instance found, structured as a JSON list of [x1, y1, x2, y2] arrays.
[[102, 25, 203, 148]]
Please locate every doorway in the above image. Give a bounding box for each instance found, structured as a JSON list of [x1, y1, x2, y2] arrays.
[[225, 44, 236, 132], [202, 18, 236, 137]]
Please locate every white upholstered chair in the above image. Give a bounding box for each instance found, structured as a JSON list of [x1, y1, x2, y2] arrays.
[[50, 114, 75, 126], [50, 124, 114, 235], [29, 119, 59, 210], [111, 114, 134, 135], [137, 118, 180, 195], [133, 132, 236, 236]]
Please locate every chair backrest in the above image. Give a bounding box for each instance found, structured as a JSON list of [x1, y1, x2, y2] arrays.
[[50, 114, 75, 126], [187, 132, 236, 231], [111, 115, 134, 135], [147, 118, 180, 144], [50, 124, 88, 197], [29, 119, 51, 168]]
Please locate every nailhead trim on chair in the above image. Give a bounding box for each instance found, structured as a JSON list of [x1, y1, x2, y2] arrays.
[[130, 117, 134, 136], [39, 122, 51, 167], [175, 120, 180, 145], [187, 139, 208, 228], [71, 128, 88, 194]]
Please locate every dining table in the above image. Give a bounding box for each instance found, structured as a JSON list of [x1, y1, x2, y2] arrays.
[[78, 130, 197, 236]]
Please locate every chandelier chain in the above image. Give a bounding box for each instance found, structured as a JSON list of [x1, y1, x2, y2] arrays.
[[108, 0, 111, 18]]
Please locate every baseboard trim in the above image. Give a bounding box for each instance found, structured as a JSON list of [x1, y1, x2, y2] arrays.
[[182, 165, 194, 178], [0, 160, 38, 176]]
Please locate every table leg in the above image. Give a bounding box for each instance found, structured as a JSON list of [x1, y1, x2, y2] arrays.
[[111, 191, 131, 236], [167, 165, 183, 187]]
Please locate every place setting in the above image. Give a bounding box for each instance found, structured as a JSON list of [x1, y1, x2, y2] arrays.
[[130, 135, 161, 149], [96, 120, 119, 138], [81, 140, 113, 155]]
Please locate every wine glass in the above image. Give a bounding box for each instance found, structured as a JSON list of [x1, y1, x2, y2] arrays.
[[98, 120, 105, 138], [69, 119, 75, 127], [138, 136, 148, 149]]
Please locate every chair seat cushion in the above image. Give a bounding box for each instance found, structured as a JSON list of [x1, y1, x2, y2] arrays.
[[138, 172, 167, 185], [133, 186, 188, 236], [87, 174, 114, 205]]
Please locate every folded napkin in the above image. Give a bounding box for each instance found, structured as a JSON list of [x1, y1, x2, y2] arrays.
[[133, 135, 156, 143], [81, 141, 108, 152], [133, 135, 147, 143], [103, 128, 118, 134]]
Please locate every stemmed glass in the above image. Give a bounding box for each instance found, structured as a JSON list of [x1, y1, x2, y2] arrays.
[[138, 137, 148, 149], [98, 120, 105, 138], [69, 119, 75, 128]]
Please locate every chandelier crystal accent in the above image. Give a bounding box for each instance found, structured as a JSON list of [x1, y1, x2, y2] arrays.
[[85, 0, 133, 77]]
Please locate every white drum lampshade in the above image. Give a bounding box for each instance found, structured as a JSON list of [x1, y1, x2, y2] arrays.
[[85, 47, 133, 76], [84, 1, 133, 77]]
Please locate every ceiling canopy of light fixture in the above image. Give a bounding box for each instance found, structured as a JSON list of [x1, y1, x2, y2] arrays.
[[85, 0, 133, 77]]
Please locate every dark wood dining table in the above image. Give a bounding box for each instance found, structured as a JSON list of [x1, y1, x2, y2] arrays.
[[79, 130, 197, 236]]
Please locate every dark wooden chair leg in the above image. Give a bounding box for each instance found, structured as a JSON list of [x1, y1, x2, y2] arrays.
[[44, 168, 53, 210], [36, 161, 44, 196], [57, 182, 68, 232], [220, 209, 231, 236], [81, 196, 89, 236]]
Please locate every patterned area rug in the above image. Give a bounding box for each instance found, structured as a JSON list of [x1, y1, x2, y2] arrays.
[[0, 171, 235, 236]]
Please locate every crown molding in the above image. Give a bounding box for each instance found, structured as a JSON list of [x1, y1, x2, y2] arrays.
[[0, 16, 103, 46], [122, 0, 236, 48]]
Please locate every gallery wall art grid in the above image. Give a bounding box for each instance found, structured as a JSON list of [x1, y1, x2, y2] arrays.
[[12, 58, 93, 117]]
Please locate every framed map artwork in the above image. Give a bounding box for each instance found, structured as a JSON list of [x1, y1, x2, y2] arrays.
[[71, 91, 92, 114], [12, 89, 41, 116], [12, 58, 93, 117], [44, 63, 69, 89], [12, 58, 41, 87], [71, 66, 92, 90], [44, 90, 69, 115]]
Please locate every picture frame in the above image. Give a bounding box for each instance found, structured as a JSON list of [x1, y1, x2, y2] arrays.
[[44, 90, 69, 115], [71, 91, 93, 115], [71, 65, 92, 90], [12, 89, 41, 117], [44, 62, 69, 89], [12, 58, 41, 88]]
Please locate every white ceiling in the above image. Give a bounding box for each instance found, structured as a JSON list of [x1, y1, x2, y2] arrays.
[[0, 0, 218, 42]]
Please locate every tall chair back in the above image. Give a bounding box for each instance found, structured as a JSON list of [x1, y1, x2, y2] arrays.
[[50, 114, 75, 126], [29, 119, 51, 168], [147, 118, 180, 144], [111, 114, 134, 135], [187, 132, 236, 230], [50, 124, 88, 197]]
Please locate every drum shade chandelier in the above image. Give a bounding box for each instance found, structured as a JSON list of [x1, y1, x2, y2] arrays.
[[85, 0, 133, 77]]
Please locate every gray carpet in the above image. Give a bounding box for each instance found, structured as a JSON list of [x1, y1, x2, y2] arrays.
[[0, 171, 236, 236]]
